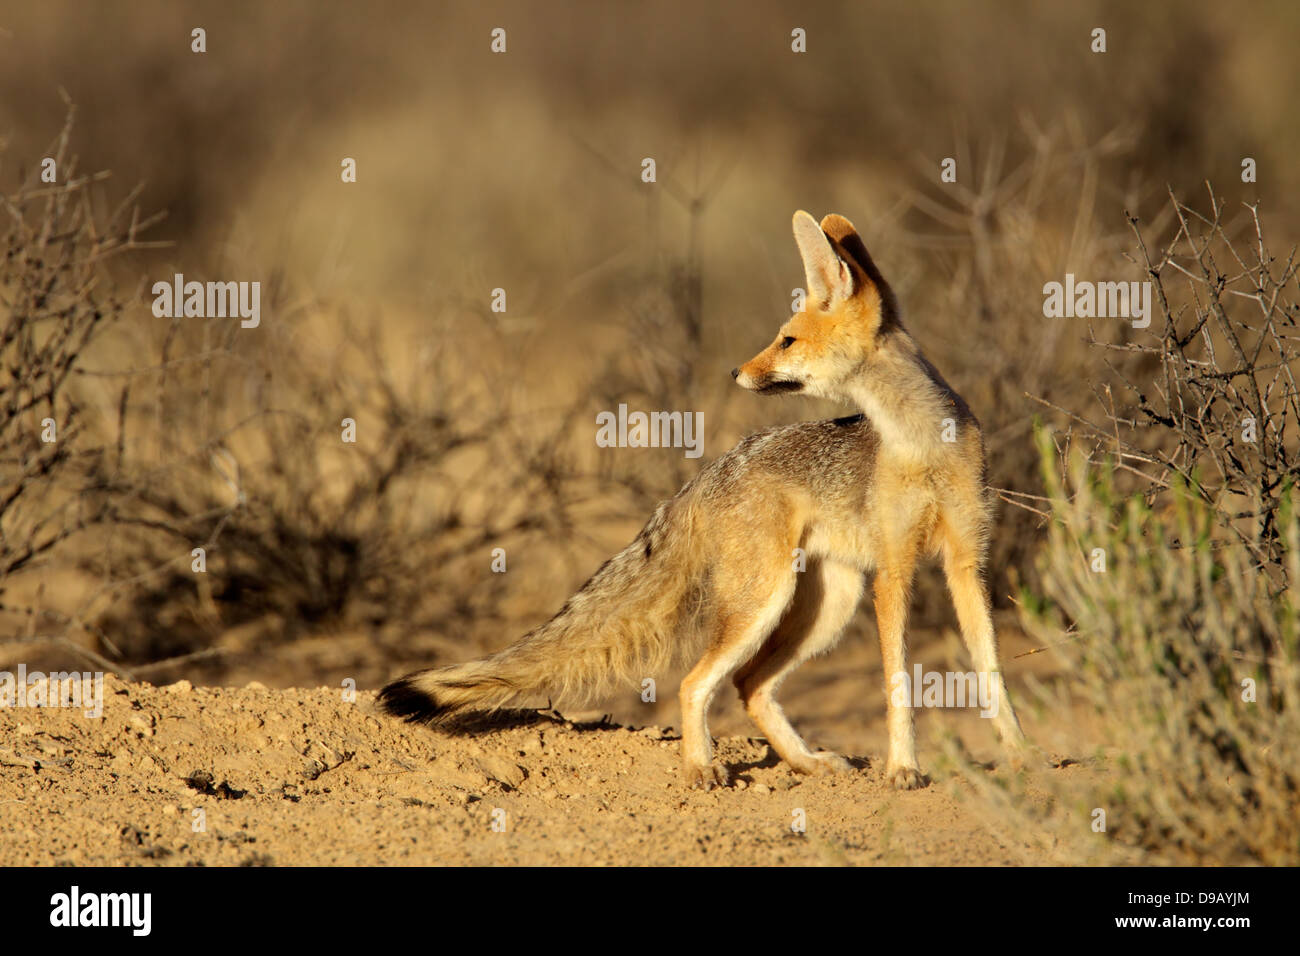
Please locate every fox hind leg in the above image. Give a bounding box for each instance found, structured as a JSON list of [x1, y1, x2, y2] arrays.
[[679, 570, 797, 791], [733, 559, 863, 775]]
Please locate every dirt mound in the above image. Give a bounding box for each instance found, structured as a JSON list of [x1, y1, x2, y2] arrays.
[[0, 673, 1076, 866]]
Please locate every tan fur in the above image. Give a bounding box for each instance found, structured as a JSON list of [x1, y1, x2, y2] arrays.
[[380, 209, 1026, 790]]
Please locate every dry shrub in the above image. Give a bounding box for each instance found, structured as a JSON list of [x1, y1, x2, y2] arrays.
[[943, 188, 1300, 865], [0, 107, 162, 663], [975, 442, 1299, 865], [1040, 186, 1300, 587]]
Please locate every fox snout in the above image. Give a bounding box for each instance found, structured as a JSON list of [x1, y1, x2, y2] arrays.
[[733, 357, 804, 394]]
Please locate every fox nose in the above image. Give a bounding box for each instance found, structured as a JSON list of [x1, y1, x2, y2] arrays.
[[731, 367, 740, 379]]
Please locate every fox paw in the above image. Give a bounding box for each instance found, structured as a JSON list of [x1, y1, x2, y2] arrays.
[[683, 761, 730, 791], [790, 751, 853, 775], [886, 765, 927, 790]]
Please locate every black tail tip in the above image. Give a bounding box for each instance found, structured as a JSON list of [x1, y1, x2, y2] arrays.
[[377, 674, 450, 724]]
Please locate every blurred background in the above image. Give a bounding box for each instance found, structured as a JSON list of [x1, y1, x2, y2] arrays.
[[1, 1, 1297, 750]]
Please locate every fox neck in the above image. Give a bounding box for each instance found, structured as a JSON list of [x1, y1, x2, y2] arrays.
[[841, 331, 961, 462]]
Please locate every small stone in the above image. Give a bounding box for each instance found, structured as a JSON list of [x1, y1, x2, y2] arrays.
[[474, 755, 527, 788], [163, 680, 192, 695], [129, 715, 154, 737]]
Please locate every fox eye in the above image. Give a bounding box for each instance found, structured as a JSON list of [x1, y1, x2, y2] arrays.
[[780, 336, 796, 349]]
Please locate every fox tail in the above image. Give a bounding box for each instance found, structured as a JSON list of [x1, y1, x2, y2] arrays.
[[378, 500, 704, 723]]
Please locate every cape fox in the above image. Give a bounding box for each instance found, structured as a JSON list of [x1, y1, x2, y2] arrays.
[[380, 210, 1026, 790]]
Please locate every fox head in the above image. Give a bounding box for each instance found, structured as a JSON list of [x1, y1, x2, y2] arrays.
[[733, 211, 900, 401]]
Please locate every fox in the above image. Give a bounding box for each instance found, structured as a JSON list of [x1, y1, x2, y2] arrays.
[[379, 210, 1026, 790]]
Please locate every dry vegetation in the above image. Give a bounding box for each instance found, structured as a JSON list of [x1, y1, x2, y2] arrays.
[[0, 106, 166, 668], [1, 1, 1298, 865], [943, 189, 1300, 865]]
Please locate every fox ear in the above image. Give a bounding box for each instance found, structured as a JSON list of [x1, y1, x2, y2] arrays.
[[819, 213, 860, 249], [818, 212, 898, 329], [820, 213, 878, 285], [792, 210, 854, 307]]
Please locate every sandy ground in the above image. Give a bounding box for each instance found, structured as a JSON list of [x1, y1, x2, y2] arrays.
[[0, 626, 1095, 866]]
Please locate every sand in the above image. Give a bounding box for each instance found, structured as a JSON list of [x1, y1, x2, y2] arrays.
[[0, 646, 1088, 866]]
